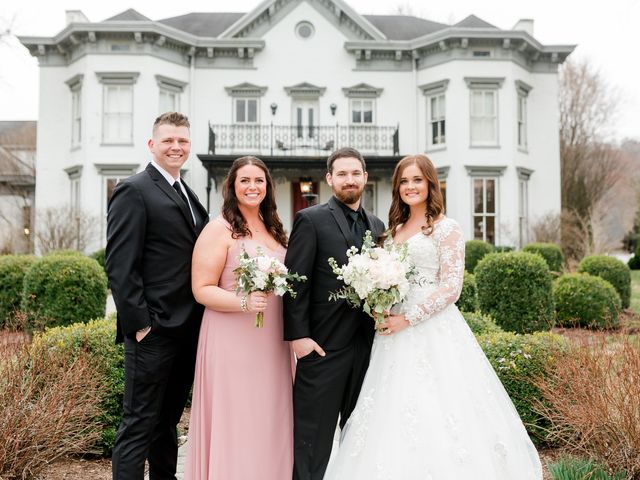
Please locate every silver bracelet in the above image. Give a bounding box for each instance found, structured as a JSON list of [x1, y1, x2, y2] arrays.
[[240, 295, 248, 312]]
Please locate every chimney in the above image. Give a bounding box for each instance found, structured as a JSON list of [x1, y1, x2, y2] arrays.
[[65, 10, 90, 25], [512, 19, 534, 36]]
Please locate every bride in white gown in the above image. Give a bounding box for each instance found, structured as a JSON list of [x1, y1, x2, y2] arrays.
[[324, 154, 542, 480]]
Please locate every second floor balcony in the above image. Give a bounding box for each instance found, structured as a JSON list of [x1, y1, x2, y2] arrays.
[[208, 123, 399, 156]]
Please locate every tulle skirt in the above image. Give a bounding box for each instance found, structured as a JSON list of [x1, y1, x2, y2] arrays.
[[324, 304, 542, 480]]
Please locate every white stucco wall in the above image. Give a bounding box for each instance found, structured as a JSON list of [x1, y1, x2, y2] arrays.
[[30, 0, 565, 250]]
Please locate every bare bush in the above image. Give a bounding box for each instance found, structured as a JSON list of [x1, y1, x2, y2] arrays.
[[35, 206, 98, 254], [0, 339, 104, 479], [530, 212, 562, 244], [536, 340, 640, 478]]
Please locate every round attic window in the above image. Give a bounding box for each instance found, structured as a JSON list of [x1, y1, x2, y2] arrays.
[[295, 21, 314, 39]]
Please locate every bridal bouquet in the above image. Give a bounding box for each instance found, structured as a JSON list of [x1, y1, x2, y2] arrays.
[[234, 247, 307, 327], [328, 231, 415, 324]]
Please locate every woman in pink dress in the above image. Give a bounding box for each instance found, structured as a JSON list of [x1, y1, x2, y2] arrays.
[[185, 156, 294, 479]]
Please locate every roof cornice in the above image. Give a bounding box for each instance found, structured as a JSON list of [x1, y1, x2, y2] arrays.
[[18, 21, 266, 50], [344, 27, 575, 56]]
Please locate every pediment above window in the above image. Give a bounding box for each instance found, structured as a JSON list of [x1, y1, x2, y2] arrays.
[[342, 83, 383, 98], [224, 82, 267, 97], [284, 82, 326, 99]]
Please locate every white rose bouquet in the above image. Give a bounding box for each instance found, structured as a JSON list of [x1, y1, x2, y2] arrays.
[[234, 246, 307, 327], [328, 231, 416, 325]]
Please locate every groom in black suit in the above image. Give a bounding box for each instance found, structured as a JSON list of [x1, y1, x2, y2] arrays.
[[284, 147, 385, 480], [106, 112, 208, 480]]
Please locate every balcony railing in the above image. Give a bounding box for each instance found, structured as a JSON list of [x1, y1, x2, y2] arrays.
[[208, 123, 399, 156]]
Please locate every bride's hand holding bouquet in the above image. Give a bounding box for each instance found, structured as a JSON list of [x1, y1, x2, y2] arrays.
[[328, 231, 416, 329]]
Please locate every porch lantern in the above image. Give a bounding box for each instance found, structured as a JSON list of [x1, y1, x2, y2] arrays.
[[299, 178, 318, 205]]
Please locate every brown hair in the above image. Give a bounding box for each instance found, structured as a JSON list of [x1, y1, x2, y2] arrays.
[[386, 154, 444, 239], [221, 156, 288, 247], [152, 112, 190, 134], [326, 147, 366, 173]]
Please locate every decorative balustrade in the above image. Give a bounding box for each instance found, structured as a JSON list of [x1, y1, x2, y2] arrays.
[[208, 123, 399, 156]]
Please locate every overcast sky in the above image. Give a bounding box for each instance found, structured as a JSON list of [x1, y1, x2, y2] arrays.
[[1, 0, 638, 141]]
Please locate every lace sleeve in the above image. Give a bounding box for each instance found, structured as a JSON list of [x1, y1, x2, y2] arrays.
[[403, 219, 465, 326]]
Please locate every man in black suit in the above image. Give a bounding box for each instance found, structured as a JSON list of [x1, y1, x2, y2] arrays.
[[284, 147, 385, 480], [106, 112, 208, 480]]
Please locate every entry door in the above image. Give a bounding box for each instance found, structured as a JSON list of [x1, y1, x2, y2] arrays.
[[292, 100, 318, 143]]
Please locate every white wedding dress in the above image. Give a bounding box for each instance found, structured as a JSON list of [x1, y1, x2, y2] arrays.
[[324, 217, 542, 480]]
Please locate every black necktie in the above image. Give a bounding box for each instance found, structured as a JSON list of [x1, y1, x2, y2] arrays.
[[173, 181, 195, 225], [349, 210, 365, 250]]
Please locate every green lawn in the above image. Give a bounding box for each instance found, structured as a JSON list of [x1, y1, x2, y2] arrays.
[[632, 270, 640, 315]]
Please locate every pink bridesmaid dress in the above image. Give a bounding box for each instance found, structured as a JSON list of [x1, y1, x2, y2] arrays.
[[184, 219, 294, 479]]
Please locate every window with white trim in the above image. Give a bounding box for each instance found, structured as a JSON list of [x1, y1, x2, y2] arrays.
[[235, 98, 258, 124], [517, 94, 527, 148], [473, 177, 498, 244], [437, 166, 449, 212], [470, 91, 497, 145], [156, 75, 186, 114], [160, 89, 179, 113], [103, 85, 133, 143], [421, 79, 449, 150], [350, 99, 374, 124], [465, 77, 504, 147], [71, 177, 81, 212], [71, 89, 82, 146], [429, 94, 446, 146], [515, 80, 532, 150], [517, 167, 532, 248], [65, 74, 84, 148], [64, 165, 82, 213], [97, 72, 138, 144]]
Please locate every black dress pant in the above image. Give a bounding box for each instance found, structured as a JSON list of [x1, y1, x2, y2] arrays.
[[292, 332, 371, 480], [112, 330, 198, 480]]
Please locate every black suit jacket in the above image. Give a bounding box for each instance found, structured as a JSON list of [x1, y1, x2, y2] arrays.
[[283, 196, 385, 350], [106, 163, 208, 343]]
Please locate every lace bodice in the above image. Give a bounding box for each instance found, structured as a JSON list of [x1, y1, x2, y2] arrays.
[[399, 217, 465, 326]]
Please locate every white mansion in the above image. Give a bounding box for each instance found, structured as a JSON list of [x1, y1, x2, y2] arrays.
[[20, 0, 574, 250]]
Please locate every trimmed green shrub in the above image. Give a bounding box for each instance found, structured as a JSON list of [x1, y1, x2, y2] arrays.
[[478, 331, 567, 445], [21, 254, 108, 329], [462, 311, 503, 335], [31, 316, 124, 455], [475, 252, 555, 333], [91, 248, 108, 287], [553, 273, 621, 329], [493, 245, 515, 253], [0, 255, 36, 328], [578, 255, 631, 309], [548, 456, 626, 480], [523, 242, 564, 272], [456, 271, 478, 312], [465, 240, 494, 273], [629, 255, 640, 270], [91, 248, 106, 271], [43, 249, 84, 256]]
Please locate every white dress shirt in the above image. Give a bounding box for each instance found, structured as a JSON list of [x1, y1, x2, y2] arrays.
[[150, 160, 196, 224]]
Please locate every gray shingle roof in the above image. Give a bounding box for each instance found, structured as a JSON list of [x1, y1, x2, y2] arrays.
[[0, 121, 36, 142], [364, 15, 448, 40], [454, 15, 497, 29], [159, 12, 244, 37], [99, 9, 498, 39], [105, 9, 151, 22]]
